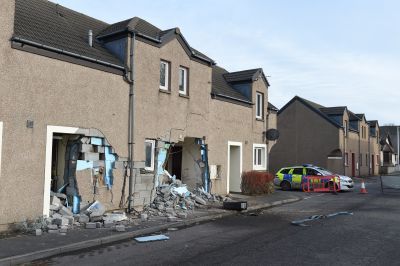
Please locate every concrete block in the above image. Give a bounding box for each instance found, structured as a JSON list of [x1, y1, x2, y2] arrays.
[[114, 161, 125, 169], [52, 213, 62, 219], [93, 160, 105, 168], [82, 152, 99, 161], [53, 217, 69, 226], [140, 213, 148, 221], [104, 221, 114, 228], [176, 212, 187, 219], [59, 226, 68, 234], [78, 214, 90, 223], [80, 137, 91, 144], [85, 222, 97, 229], [115, 225, 126, 232], [64, 216, 74, 225], [48, 229, 59, 234], [134, 183, 147, 192], [59, 206, 73, 216], [167, 216, 177, 222], [80, 144, 94, 153], [47, 224, 58, 230], [165, 207, 175, 214], [50, 204, 60, 211], [94, 145, 105, 153], [96, 222, 102, 228], [51, 196, 61, 206], [90, 216, 103, 222], [35, 229, 42, 236], [195, 196, 207, 205]]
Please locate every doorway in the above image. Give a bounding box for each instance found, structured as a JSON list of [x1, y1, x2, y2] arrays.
[[351, 153, 355, 177], [166, 145, 183, 180], [371, 155, 375, 175], [228, 142, 242, 193]]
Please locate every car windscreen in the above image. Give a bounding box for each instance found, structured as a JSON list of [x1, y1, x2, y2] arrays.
[[316, 167, 333, 175]]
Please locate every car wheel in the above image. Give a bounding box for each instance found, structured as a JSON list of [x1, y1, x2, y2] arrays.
[[281, 181, 291, 191]]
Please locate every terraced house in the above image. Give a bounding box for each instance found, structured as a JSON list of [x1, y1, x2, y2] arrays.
[[0, 0, 275, 229], [269, 96, 380, 177]]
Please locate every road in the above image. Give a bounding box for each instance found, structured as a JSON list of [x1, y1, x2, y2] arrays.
[[32, 178, 400, 266]]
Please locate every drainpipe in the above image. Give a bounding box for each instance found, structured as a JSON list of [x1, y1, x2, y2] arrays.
[[126, 32, 136, 213], [343, 128, 346, 176], [358, 128, 361, 177], [368, 129, 371, 176], [397, 126, 399, 167]]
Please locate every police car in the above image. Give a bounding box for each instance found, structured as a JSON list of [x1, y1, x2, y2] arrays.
[[274, 164, 354, 191]]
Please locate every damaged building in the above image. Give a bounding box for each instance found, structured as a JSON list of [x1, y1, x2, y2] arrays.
[[0, 0, 276, 230]]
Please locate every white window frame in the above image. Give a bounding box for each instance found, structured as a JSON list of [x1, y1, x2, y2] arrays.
[[178, 66, 188, 95], [145, 139, 156, 171], [159, 60, 169, 91], [253, 143, 267, 170], [256, 92, 263, 119]]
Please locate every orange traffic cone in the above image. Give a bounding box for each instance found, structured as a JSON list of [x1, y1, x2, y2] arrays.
[[360, 179, 368, 194]]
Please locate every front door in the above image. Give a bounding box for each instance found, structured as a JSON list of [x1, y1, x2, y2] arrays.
[[351, 153, 356, 177], [228, 143, 242, 193]]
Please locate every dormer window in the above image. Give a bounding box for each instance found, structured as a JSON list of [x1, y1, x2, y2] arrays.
[[256, 92, 263, 119]]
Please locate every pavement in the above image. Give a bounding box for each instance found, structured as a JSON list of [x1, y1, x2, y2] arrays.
[[0, 189, 305, 265]]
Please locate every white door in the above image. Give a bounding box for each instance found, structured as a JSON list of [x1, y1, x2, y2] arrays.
[[228, 142, 242, 193]]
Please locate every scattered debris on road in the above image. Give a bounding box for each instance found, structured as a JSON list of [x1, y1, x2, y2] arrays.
[[291, 211, 354, 227], [134, 234, 170, 242]]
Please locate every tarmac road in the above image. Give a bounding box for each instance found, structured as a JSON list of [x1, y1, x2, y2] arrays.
[[31, 178, 400, 266]]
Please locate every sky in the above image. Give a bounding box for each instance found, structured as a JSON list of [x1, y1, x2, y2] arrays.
[[53, 0, 400, 125]]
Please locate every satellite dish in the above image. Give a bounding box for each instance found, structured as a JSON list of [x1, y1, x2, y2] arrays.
[[266, 129, 279, 141]]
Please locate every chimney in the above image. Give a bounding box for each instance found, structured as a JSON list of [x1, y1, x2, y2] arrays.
[[88, 30, 93, 47]]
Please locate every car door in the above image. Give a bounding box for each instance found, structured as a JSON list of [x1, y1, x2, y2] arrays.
[[305, 167, 322, 186], [291, 167, 304, 189]]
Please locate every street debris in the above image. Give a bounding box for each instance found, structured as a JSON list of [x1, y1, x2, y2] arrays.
[[291, 211, 354, 227], [134, 234, 169, 243], [223, 201, 248, 211]]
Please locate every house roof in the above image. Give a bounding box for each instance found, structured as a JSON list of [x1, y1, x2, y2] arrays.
[[268, 102, 279, 112], [13, 0, 124, 67], [368, 120, 379, 127], [320, 107, 347, 116], [348, 111, 361, 121], [380, 126, 399, 153], [211, 66, 251, 103], [97, 17, 214, 65]]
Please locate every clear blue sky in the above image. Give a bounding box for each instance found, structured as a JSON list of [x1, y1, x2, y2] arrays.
[[53, 0, 400, 125]]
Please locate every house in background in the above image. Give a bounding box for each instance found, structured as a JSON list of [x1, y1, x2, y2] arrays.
[[380, 125, 399, 173], [0, 0, 274, 229], [269, 96, 380, 177]]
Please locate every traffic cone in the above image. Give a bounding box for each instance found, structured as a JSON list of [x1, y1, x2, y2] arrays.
[[360, 179, 368, 194]]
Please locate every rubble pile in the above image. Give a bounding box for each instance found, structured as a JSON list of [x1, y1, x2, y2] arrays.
[[145, 179, 225, 220]]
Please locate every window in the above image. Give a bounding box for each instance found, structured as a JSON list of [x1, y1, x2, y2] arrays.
[[345, 153, 349, 166], [292, 168, 304, 175], [376, 155, 379, 165], [144, 139, 155, 171], [280, 168, 290, 174], [359, 154, 362, 166], [306, 168, 320, 176], [159, 60, 170, 91], [366, 154, 368, 166], [344, 120, 348, 136], [253, 144, 267, 170], [178, 66, 188, 95], [256, 92, 263, 119]]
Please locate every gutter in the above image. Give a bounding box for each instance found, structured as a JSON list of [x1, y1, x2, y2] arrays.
[[11, 37, 125, 71], [211, 92, 253, 105]]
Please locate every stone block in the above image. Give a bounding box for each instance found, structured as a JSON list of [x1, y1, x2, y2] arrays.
[[50, 204, 60, 211], [78, 214, 90, 223], [59, 226, 68, 234], [177, 212, 188, 219], [48, 229, 59, 234], [52, 213, 62, 219], [94, 145, 105, 153], [85, 222, 97, 229], [167, 216, 177, 222], [90, 216, 103, 222], [59, 206, 73, 216], [53, 217, 69, 226], [51, 196, 61, 206], [96, 222, 102, 228], [195, 196, 207, 205], [140, 213, 148, 221], [80, 144, 94, 153], [115, 225, 126, 232], [35, 229, 42, 236], [47, 224, 58, 230], [104, 221, 114, 228], [134, 183, 147, 192], [82, 152, 99, 161], [133, 161, 145, 169]]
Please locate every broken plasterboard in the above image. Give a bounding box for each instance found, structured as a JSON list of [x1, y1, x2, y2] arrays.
[[134, 234, 170, 243]]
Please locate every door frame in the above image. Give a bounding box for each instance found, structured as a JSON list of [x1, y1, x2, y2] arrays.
[[44, 125, 80, 217], [227, 141, 243, 194]]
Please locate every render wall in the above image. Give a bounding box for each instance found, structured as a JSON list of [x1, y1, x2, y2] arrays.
[[208, 78, 268, 194], [269, 100, 340, 174], [0, 1, 129, 226]]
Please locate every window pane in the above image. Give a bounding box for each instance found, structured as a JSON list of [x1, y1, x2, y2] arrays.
[[257, 148, 262, 165], [293, 168, 303, 175], [179, 69, 185, 91], [145, 142, 152, 168], [254, 148, 257, 165], [160, 62, 166, 87]]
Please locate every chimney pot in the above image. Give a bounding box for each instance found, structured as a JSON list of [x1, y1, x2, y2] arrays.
[[88, 30, 93, 47]]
